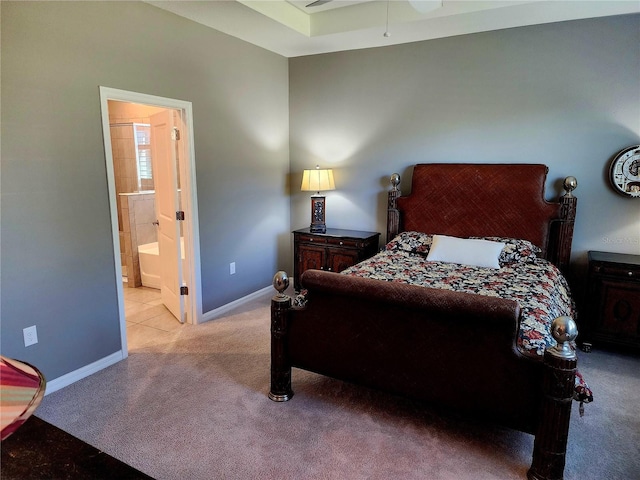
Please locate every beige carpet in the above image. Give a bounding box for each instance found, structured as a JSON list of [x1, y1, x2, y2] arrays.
[[37, 291, 640, 479]]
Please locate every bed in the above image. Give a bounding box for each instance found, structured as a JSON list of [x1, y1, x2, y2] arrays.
[[269, 163, 590, 480]]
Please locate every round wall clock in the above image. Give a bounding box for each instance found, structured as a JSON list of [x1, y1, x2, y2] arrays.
[[609, 145, 640, 198]]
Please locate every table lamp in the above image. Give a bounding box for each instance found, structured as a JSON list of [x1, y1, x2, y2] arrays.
[[300, 166, 335, 233]]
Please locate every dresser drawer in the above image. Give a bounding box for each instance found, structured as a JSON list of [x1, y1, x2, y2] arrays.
[[325, 237, 362, 248], [592, 263, 640, 279], [297, 234, 327, 244]]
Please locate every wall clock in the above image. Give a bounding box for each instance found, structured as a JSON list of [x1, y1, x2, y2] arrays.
[[609, 145, 640, 198]]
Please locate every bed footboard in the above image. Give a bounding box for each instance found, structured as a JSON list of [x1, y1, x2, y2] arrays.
[[268, 270, 578, 480], [528, 317, 578, 480], [268, 272, 293, 402]]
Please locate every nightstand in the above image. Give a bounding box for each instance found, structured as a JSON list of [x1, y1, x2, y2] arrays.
[[293, 228, 380, 292], [583, 251, 640, 352]]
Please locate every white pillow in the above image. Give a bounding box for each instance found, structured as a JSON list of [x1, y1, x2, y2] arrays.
[[426, 235, 505, 269]]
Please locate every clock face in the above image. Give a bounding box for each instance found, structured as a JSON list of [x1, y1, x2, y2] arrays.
[[609, 145, 640, 198]]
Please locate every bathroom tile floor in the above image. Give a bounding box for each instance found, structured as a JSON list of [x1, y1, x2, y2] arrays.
[[123, 285, 186, 351]]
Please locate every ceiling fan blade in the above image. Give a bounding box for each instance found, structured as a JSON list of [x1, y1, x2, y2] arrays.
[[306, 0, 333, 7]]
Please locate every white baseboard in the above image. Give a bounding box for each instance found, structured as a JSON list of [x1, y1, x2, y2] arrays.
[[201, 285, 271, 323], [44, 351, 125, 396]]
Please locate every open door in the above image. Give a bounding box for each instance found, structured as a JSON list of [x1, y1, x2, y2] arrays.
[[150, 110, 185, 323]]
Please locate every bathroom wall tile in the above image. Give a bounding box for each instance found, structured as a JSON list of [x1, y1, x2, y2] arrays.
[[124, 233, 132, 257], [117, 155, 128, 180], [120, 177, 131, 195], [115, 139, 123, 160], [125, 253, 141, 288], [119, 232, 126, 254], [137, 223, 157, 246], [120, 201, 130, 234], [125, 156, 137, 184], [129, 223, 138, 248], [130, 255, 141, 288], [125, 254, 135, 288], [129, 235, 138, 258], [135, 198, 156, 225], [127, 197, 137, 227], [125, 142, 135, 163], [114, 176, 123, 199]]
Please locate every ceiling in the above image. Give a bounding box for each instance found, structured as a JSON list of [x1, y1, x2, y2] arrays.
[[147, 1, 640, 57]]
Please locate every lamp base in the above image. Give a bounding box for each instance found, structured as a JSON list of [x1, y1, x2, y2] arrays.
[[309, 195, 327, 234], [310, 223, 326, 234]]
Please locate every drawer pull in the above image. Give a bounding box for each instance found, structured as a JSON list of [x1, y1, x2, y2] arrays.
[[629, 271, 634, 277], [339, 241, 344, 245], [309, 238, 313, 242]]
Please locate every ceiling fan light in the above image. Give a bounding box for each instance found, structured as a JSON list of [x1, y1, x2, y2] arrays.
[[409, 0, 443, 14]]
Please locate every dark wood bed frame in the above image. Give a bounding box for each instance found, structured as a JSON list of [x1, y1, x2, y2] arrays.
[[269, 164, 579, 480]]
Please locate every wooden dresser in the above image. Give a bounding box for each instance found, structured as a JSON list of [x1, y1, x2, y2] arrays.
[[583, 251, 640, 351], [293, 228, 380, 292]]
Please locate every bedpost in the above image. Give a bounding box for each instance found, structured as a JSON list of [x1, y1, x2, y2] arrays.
[[528, 316, 578, 480], [551, 177, 577, 274], [387, 173, 401, 244], [269, 271, 294, 402]]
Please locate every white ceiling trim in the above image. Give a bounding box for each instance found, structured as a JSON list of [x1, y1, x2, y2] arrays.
[[146, 1, 640, 58], [240, 0, 311, 35]]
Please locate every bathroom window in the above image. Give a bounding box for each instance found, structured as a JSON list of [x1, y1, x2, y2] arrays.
[[134, 124, 153, 191]]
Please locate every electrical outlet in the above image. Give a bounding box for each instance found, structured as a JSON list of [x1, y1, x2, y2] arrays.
[[23, 325, 38, 347], [230, 262, 236, 275]]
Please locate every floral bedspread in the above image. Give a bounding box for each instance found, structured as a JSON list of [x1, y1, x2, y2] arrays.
[[341, 249, 574, 357], [336, 233, 593, 405]]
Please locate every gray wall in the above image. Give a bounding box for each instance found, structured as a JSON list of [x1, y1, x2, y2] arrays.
[[1, 2, 290, 379], [2, 2, 638, 385], [290, 14, 640, 271]]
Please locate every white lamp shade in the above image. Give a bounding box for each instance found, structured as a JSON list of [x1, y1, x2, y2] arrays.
[[301, 169, 335, 192]]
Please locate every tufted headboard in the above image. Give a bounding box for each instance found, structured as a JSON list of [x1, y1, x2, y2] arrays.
[[387, 164, 577, 272]]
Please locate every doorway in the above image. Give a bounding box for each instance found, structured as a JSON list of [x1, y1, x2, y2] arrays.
[[99, 87, 202, 356]]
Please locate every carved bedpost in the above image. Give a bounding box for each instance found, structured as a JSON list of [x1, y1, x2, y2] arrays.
[[528, 316, 578, 480], [269, 271, 294, 402], [387, 173, 401, 244], [552, 177, 577, 274]]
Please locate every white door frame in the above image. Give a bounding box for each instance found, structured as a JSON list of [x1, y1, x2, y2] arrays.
[[99, 86, 203, 356]]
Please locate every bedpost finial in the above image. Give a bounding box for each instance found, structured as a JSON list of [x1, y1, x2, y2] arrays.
[[549, 316, 578, 359], [273, 271, 290, 299], [390, 173, 401, 191], [563, 176, 577, 197]]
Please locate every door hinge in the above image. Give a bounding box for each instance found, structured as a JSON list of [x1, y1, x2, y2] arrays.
[[180, 285, 189, 295], [176, 211, 185, 221], [171, 127, 180, 141]]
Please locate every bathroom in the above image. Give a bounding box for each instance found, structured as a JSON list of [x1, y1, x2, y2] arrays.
[[108, 100, 167, 289], [108, 99, 189, 346]]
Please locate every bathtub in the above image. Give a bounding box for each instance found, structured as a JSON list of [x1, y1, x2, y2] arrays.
[[138, 238, 185, 289]]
